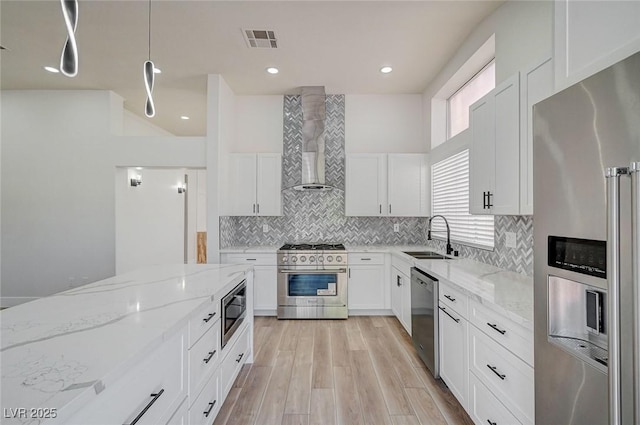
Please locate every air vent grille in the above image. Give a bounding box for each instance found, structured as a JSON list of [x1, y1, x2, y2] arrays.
[[243, 29, 278, 49]]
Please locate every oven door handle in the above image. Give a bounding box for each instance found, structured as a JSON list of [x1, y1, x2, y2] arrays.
[[279, 268, 346, 274]]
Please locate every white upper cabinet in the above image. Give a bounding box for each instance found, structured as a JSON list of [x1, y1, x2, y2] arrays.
[[519, 56, 554, 215], [346, 153, 428, 217], [345, 154, 387, 216], [226, 153, 281, 216], [469, 74, 520, 215], [554, 0, 640, 91]]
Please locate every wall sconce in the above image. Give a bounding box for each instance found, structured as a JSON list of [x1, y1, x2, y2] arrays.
[[178, 183, 187, 194], [130, 174, 142, 187]]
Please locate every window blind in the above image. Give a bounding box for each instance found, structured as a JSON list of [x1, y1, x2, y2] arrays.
[[431, 149, 494, 249]]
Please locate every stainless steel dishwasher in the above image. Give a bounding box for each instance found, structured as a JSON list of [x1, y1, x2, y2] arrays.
[[411, 267, 439, 378]]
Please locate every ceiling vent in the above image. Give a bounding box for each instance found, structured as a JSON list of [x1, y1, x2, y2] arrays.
[[242, 29, 278, 49]]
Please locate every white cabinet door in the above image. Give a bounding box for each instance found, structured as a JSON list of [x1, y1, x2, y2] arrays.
[[439, 304, 468, 409], [345, 154, 387, 216], [554, 0, 640, 91], [256, 153, 282, 216], [228, 154, 257, 216], [492, 74, 520, 215], [253, 265, 277, 314], [520, 56, 553, 215], [387, 154, 428, 217], [469, 93, 495, 215], [348, 265, 385, 310], [391, 268, 403, 320], [400, 272, 411, 336]]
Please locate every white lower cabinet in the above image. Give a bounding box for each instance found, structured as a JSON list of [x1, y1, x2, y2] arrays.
[[220, 253, 277, 315], [189, 371, 220, 425], [390, 254, 412, 334], [348, 254, 387, 311], [468, 372, 522, 425], [439, 304, 468, 409], [166, 398, 188, 425], [220, 324, 251, 400]]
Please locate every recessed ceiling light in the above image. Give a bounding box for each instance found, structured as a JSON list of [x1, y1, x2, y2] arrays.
[[180, 116, 190, 120], [153, 67, 161, 74], [380, 66, 393, 74], [135, 167, 143, 170], [266, 67, 279, 75], [44, 66, 59, 73]]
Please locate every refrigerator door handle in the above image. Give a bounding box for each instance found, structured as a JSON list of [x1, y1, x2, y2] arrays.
[[631, 162, 640, 425], [606, 166, 628, 425]]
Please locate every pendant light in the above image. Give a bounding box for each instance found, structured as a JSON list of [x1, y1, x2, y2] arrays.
[[143, 0, 156, 118], [59, 0, 78, 77]]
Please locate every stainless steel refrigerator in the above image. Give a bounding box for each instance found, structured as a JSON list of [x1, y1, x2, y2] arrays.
[[533, 51, 640, 424]]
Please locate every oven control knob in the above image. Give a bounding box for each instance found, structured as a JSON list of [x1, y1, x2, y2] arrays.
[[317, 255, 324, 262], [326, 255, 333, 262], [281, 256, 288, 263], [291, 257, 298, 262], [336, 256, 343, 262], [300, 256, 307, 262], [309, 256, 315, 262]]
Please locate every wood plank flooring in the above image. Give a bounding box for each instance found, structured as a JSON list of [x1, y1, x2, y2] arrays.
[[214, 316, 473, 425]]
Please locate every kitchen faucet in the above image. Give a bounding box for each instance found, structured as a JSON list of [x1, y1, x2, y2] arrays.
[[427, 215, 453, 256]]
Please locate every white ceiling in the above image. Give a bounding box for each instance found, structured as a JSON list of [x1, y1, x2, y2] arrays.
[[0, 0, 503, 136]]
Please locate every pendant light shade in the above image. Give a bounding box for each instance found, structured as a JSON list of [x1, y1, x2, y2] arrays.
[[144, 60, 155, 117], [59, 0, 78, 77]]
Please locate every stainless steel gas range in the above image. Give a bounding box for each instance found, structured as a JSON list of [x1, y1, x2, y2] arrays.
[[277, 243, 348, 319]]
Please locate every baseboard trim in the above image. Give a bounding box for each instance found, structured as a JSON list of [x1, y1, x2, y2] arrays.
[[348, 309, 393, 316]]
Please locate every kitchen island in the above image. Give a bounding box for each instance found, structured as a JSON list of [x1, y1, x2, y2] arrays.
[[1, 263, 254, 425]]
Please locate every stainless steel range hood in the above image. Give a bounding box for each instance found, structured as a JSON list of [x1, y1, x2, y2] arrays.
[[292, 86, 334, 191]]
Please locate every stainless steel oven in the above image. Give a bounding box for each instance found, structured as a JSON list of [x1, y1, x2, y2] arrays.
[[277, 243, 348, 319], [221, 280, 247, 348]]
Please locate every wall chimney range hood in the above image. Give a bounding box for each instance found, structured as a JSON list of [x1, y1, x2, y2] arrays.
[[292, 86, 334, 191]]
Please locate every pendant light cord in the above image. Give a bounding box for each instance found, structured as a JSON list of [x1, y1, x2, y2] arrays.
[[147, 0, 151, 60]]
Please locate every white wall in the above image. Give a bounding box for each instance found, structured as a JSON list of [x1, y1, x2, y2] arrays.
[[1, 91, 207, 306], [424, 0, 553, 151], [235, 96, 283, 153], [1, 91, 116, 305], [122, 110, 175, 136], [345, 94, 425, 153]]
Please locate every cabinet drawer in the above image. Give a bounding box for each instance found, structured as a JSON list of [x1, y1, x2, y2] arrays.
[[469, 299, 533, 366], [188, 323, 220, 402], [221, 253, 276, 266], [391, 255, 412, 275], [469, 326, 534, 425], [349, 253, 385, 265], [438, 280, 469, 319], [189, 300, 219, 348], [66, 329, 186, 425], [220, 324, 250, 399], [468, 371, 523, 425], [189, 371, 220, 425]]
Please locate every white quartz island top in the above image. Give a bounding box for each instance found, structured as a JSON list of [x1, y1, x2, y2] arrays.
[[1, 263, 252, 424]]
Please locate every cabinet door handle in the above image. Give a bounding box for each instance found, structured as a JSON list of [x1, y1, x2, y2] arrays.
[[125, 389, 165, 425], [348, 268, 351, 278], [236, 352, 244, 363], [203, 350, 217, 364], [444, 294, 456, 302], [389, 204, 391, 214], [487, 322, 507, 335], [253, 204, 256, 214], [203, 312, 216, 323], [257, 203, 260, 214], [483, 191, 488, 209], [360, 258, 371, 261], [438, 306, 460, 323], [487, 191, 493, 208], [397, 276, 402, 286], [487, 420, 497, 425], [246, 258, 257, 261], [203, 400, 217, 418], [487, 364, 506, 380], [379, 204, 382, 214]]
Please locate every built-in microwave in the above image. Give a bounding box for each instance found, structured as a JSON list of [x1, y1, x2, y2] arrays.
[[221, 280, 247, 348]]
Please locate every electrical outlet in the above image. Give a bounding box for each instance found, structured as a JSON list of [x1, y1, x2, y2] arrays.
[[393, 223, 400, 233], [262, 224, 269, 233], [505, 231, 517, 248]]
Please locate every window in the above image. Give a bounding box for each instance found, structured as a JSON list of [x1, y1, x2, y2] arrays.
[[447, 60, 495, 139], [431, 149, 494, 249]]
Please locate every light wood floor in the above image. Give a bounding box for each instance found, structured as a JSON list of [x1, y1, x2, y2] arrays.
[[213, 316, 473, 425]]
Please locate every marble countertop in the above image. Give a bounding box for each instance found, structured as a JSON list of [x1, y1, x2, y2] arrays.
[[219, 244, 533, 328], [0, 263, 252, 424], [220, 246, 280, 253]]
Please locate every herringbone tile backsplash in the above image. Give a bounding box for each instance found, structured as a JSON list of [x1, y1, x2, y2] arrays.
[[220, 94, 534, 276]]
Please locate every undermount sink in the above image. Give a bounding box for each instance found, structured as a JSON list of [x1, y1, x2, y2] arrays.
[[403, 251, 450, 260]]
